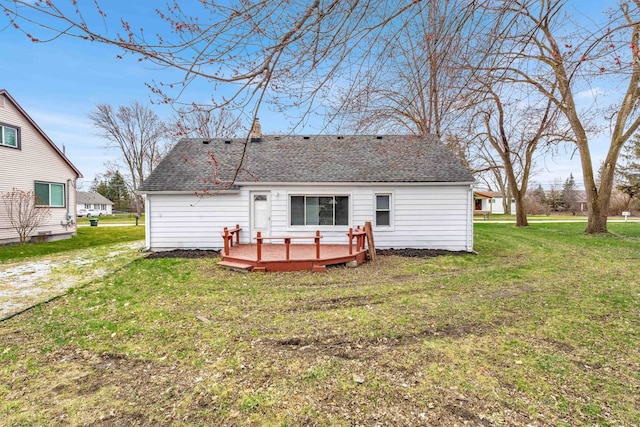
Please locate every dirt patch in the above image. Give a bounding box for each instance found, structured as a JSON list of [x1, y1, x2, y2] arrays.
[[145, 249, 220, 259], [144, 248, 468, 259], [376, 248, 471, 258], [0, 241, 143, 320]]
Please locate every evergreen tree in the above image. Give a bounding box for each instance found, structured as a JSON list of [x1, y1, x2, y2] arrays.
[[616, 135, 640, 209], [106, 171, 131, 212], [562, 173, 578, 214], [90, 176, 109, 198], [90, 171, 131, 211], [547, 180, 563, 212]]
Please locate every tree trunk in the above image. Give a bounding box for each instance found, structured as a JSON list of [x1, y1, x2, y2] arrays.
[[514, 191, 528, 227], [585, 197, 608, 233]]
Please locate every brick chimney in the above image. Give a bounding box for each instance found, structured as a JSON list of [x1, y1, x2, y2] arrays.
[[250, 118, 262, 141]]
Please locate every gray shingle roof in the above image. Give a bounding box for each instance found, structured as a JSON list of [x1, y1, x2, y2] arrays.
[[77, 192, 114, 205], [138, 134, 474, 193]]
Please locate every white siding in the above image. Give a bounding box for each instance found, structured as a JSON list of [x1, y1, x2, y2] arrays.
[[146, 193, 250, 249], [490, 197, 516, 214], [146, 184, 473, 251], [0, 94, 79, 244]]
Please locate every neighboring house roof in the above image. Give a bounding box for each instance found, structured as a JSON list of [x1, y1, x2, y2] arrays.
[[77, 191, 114, 205], [574, 190, 588, 203], [484, 191, 507, 198], [0, 89, 83, 178], [139, 134, 475, 193], [474, 191, 493, 199]]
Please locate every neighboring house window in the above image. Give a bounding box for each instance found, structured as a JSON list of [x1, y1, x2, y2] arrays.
[[35, 182, 65, 207], [290, 195, 349, 226], [85, 204, 91, 209], [375, 194, 391, 227], [1, 124, 19, 148]]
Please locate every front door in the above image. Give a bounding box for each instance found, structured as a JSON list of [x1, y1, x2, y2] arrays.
[[251, 192, 271, 239]]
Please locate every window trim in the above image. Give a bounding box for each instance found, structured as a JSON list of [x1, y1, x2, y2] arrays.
[[375, 193, 393, 228], [288, 193, 351, 229], [35, 181, 66, 208], [0, 123, 20, 149]]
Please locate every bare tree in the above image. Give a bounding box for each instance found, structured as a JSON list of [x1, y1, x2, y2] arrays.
[[334, 0, 482, 138], [480, 0, 640, 232], [4, 0, 639, 234], [1, 189, 51, 244], [1, 1, 433, 122], [88, 101, 169, 215], [472, 81, 571, 226], [170, 104, 244, 139]]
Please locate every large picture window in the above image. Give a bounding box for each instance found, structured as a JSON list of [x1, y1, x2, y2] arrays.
[[290, 195, 349, 226], [35, 182, 65, 207], [1, 124, 19, 148]]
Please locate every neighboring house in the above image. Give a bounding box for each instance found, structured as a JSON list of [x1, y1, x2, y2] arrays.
[[484, 190, 516, 214], [575, 191, 588, 213], [0, 89, 82, 244], [138, 129, 476, 252], [77, 191, 114, 216], [473, 191, 492, 213], [474, 190, 516, 214]]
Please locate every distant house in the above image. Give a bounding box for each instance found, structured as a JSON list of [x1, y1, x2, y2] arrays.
[[0, 89, 82, 244], [575, 191, 588, 213], [474, 191, 492, 213], [474, 190, 516, 215], [485, 191, 516, 214], [77, 192, 114, 216], [138, 129, 476, 252]]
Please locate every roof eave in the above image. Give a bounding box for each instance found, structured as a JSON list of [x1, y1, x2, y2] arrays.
[[137, 189, 242, 195]]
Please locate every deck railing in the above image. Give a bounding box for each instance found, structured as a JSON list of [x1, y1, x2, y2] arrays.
[[347, 226, 367, 254], [255, 230, 322, 262], [222, 225, 369, 262], [221, 224, 241, 256]]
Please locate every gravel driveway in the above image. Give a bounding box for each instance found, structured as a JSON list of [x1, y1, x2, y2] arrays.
[[1, 241, 145, 320]]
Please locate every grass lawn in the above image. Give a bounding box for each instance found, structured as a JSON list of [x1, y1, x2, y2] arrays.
[[0, 226, 145, 263], [1, 223, 638, 425], [75, 213, 145, 226]]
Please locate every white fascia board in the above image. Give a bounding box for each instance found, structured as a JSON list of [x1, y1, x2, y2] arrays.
[[236, 181, 476, 187]]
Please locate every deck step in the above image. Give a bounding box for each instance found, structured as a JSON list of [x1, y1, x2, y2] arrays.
[[217, 260, 254, 272]]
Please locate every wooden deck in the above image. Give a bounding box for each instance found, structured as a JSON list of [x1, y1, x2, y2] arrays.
[[219, 243, 368, 272], [217, 224, 370, 272]]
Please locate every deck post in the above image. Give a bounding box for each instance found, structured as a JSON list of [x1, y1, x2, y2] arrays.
[[235, 224, 241, 245], [364, 221, 375, 261], [256, 231, 262, 262], [284, 237, 291, 260], [223, 227, 230, 255], [348, 228, 353, 255], [315, 230, 321, 260]]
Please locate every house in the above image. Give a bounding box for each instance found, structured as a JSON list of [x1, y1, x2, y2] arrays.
[[474, 190, 516, 215], [484, 190, 516, 214], [138, 130, 476, 252], [77, 191, 114, 216], [0, 89, 83, 244], [473, 191, 493, 213]]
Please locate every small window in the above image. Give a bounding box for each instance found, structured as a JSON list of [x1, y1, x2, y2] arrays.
[[35, 182, 65, 207], [290, 195, 349, 226], [376, 194, 391, 226], [1, 124, 19, 148]]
